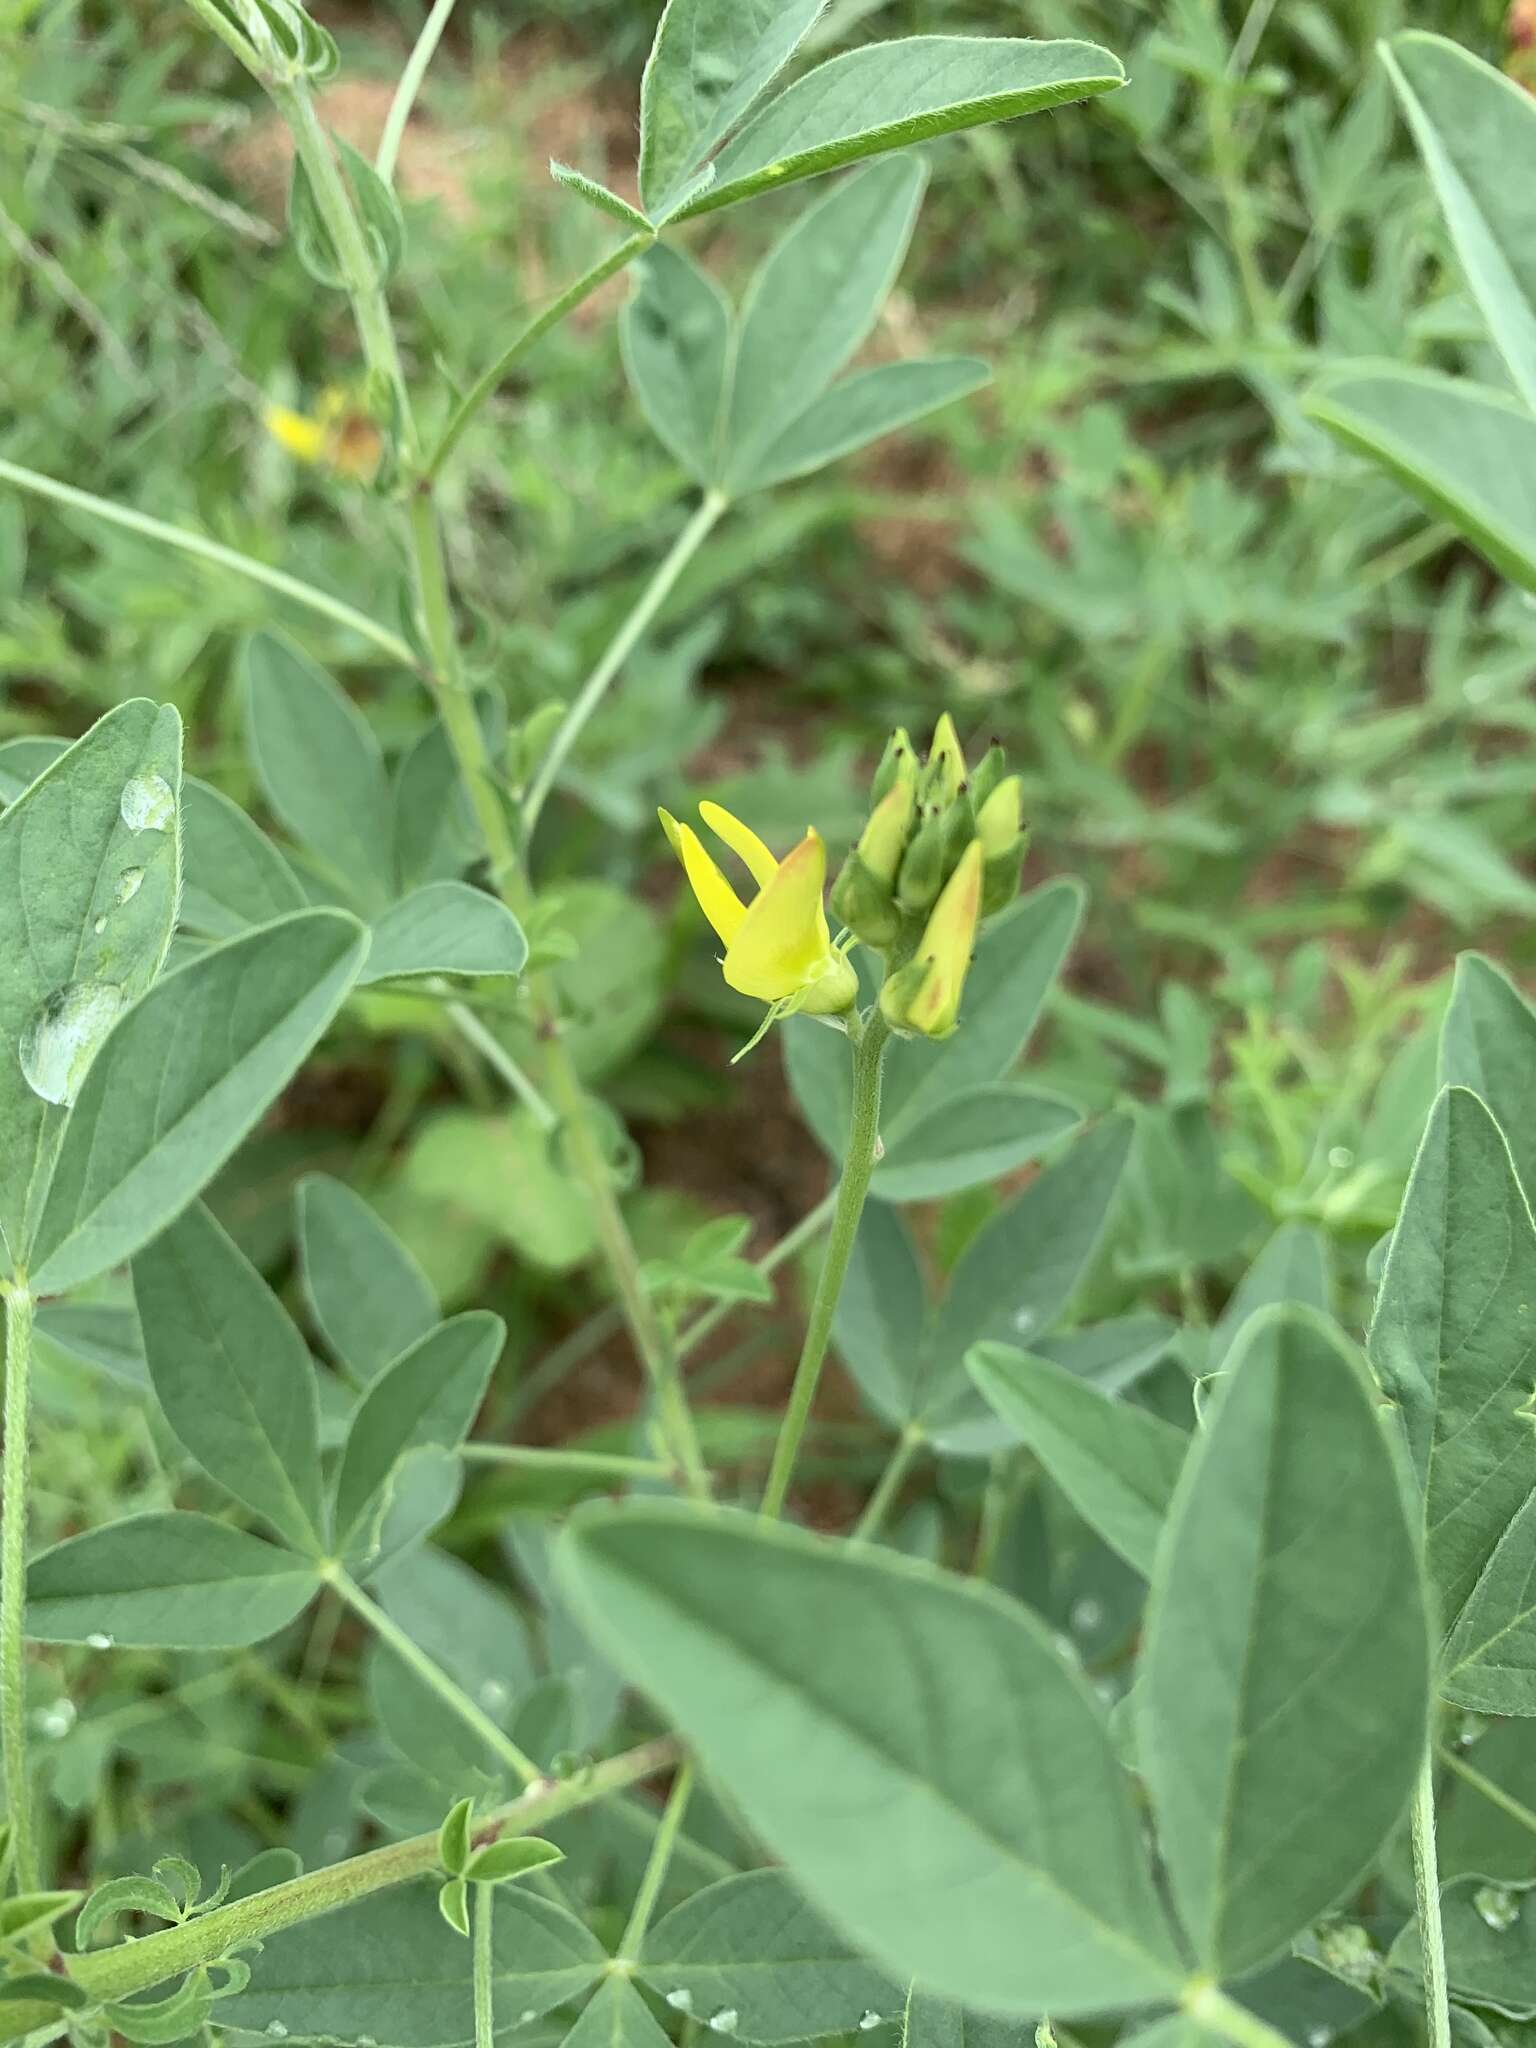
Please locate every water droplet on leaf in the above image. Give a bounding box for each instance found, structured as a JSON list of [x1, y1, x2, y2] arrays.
[[478, 1679, 510, 1714], [93, 917, 106, 935], [859, 2014, 883, 2032], [86, 1632, 114, 1651], [120, 772, 174, 834], [35, 1699, 76, 1738], [1070, 1598, 1104, 1634], [666, 1993, 694, 2014], [114, 867, 145, 906], [265, 2023, 289, 2037], [1476, 1884, 1521, 1932], [708, 2012, 739, 2035], [20, 981, 125, 1105]]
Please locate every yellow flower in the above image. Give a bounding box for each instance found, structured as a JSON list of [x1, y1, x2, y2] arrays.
[[263, 391, 384, 483], [264, 404, 328, 464], [659, 802, 857, 1018], [881, 838, 983, 1039]]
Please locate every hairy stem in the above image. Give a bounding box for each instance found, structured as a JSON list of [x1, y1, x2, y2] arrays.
[[521, 491, 728, 835], [427, 231, 654, 481], [1411, 1747, 1453, 2048], [761, 1017, 889, 1520], [616, 1761, 693, 1964], [472, 1880, 495, 2048], [1, 1283, 36, 1889], [2, 1741, 678, 2034], [330, 1570, 541, 1787]]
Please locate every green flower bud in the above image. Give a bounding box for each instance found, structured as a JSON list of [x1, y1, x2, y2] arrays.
[[976, 776, 1022, 857], [881, 840, 983, 1039], [921, 713, 966, 807], [830, 854, 900, 948], [969, 743, 1007, 810], [895, 808, 948, 913], [870, 727, 917, 805], [859, 781, 916, 885]]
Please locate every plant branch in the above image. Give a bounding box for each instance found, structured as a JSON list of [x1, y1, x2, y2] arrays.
[[427, 231, 654, 482], [1439, 1743, 1536, 1838], [521, 490, 728, 836], [462, 1444, 672, 1481], [616, 1761, 693, 1963], [8, 1740, 679, 2033], [1179, 1982, 1294, 2048], [1, 1283, 36, 1889], [0, 458, 420, 671], [472, 1880, 495, 2048], [1410, 1747, 1453, 2048], [377, 0, 459, 186], [851, 1425, 924, 1543], [761, 1016, 889, 1519], [329, 1568, 541, 1786]]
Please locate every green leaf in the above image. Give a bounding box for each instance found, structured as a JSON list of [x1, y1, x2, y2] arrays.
[[361, 882, 527, 985], [0, 698, 181, 1277], [393, 712, 485, 892], [0, 1972, 89, 2013], [1384, 31, 1536, 409], [1440, 1489, 1536, 1712], [27, 909, 368, 1296], [639, 1870, 899, 2043], [438, 1876, 469, 1937], [333, 1311, 504, 1553], [178, 776, 305, 939], [667, 36, 1126, 222], [26, 1512, 318, 1648], [375, 1543, 537, 1710], [106, 1969, 215, 2046], [638, 0, 826, 217], [1138, 1307, 1431, 1979], [1392, 1873, 1536, 2021], [967, 1341, 1187, 1577], [1368, 1086, 1536, 1640], [244, 631, 395, 908], [132, 1202, 324, 1552], [870, 1085, 1079, 1203], [1305, 367, 1536, 594], [620, 246, 732, 485], [562, 1976, 675, 2048], [75, 1875, 184, 1949], [339, 136, 406, 282], [736, 356, 991, 495], [900, 1991, 1031, 2048], [723, 158, 927, 489], [297, 1171, 440, 1383], [1205, 1220, 1332, 1376], [0, 1891, 81, 1942], [1440, 953, 1536, 1204], [550, 160, 651, 230], [219, 1881, 608, 2045], [438, 1796, 473, 1877], [557, 1502, 1182, 2016], [463, 1837, 564, 1884]]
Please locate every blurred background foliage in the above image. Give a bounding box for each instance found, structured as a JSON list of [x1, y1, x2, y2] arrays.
[[3, 0, 1532, 1508]]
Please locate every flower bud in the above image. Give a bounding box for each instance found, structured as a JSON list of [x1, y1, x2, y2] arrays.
[[859, 781, 916, 886], [968, 743, 1007, 810], [977, 776, 1022, 857], [870, 728, 916, 806], [830, 782, 914, 947], [895, 808, 948, 913], [881, 840, 983, 1040], [921, 713, 966, 807]]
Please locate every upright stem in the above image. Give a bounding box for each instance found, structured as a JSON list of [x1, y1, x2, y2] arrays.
[[616, 1761, 694, 1963], [377, 0, 459, 185], [1, 1283, 35, 1889], [472, 1881, 495, 2048], [851, 1425, 924, 1544], [1410, 1747, 1453, 2048], [761, 1017, 889, 1520], [330, 1570, 542, 1788], [521, 491, 728, 835]]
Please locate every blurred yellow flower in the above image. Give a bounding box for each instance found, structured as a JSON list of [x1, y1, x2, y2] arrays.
[[659, 801, 857, 1018], [263, 390, 384, 483]]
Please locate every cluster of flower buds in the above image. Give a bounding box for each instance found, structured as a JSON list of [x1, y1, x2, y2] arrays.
[[830, 716, 1026, 1039]]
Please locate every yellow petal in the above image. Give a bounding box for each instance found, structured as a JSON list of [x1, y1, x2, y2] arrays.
[[675, 821, 747, 946], [657, 807, 684, 858], [909, 840, 982, 1036], [722, 830, 830, 1001], [264, 405, 327, 464], [699, 801, 778, 892]]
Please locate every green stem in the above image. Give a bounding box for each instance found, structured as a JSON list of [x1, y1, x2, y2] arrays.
[[0, 457, 419, 670], [851, 1425, 924, 1543], [427, 230, 654, 481], [1439, 1743, 1536, 1838], [521, 491, 728, 835], [1, 1283, 36, 1889], [377, 0, 459, 185], [761, 1017, 889, 1520], [448, 1001, 558, 1130], [0, 1740, 674, 2035], [329, 1570, 541, 1787], [1179, 1981, 1296, 2048], [616, 1761, 693, 1963], [462, 1444, 671, 1481], [472, 1879, 495, 2048], [1410, 1747, 1453, 2048]]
